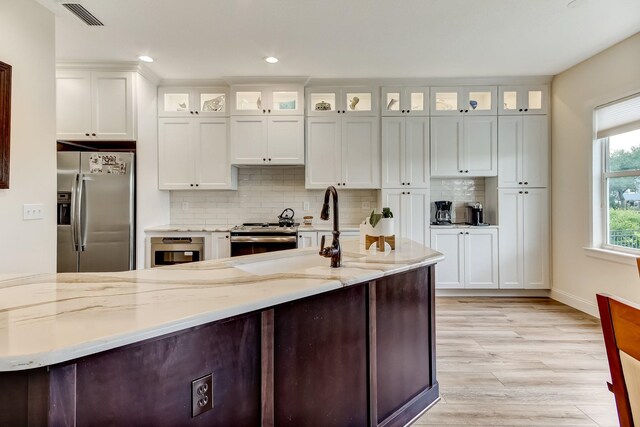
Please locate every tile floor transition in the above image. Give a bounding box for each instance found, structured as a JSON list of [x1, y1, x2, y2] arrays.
[[413, 297, 618, 426]]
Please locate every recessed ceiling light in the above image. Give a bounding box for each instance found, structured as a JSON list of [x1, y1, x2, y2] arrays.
[[138, 55, 154, 63], [264, 56, 279, 64]]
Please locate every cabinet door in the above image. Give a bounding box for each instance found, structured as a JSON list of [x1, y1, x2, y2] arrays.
[[463, 116, 497, 176], [231, 87, 266, 115], [431, 87, 462, 116], [196, 119, 237, 189], [430, 229, 464, 289], [306, 87, 340, 116], [158, 119, 196, 190], [158, 87, 194, 117], [465, 229, 499, 289], [523, 189, 549, 289], [305, 118, 342, 189], [522, 85, 548, 115], [522, 115, 549, 188], [342, 117, 380, 189], [194, 89, 228, 116], [405, 87, 429, 116], [404, 190, 430, 246], [91, 72, 134, 140], [56, 70, 92, 139], [404, 117, 429, 188], [270, 87, 304, 116], [463, 86, 497, 115], [211, 232, 231, 259], [297, 232, 318, 248], [381, 87, 404, 117], [430, 116, 462, 177], [267, 116, 304, 165], [497, 116, 522, 187], [498, 189, 524, 289], [342, 87, 377, 115], [230, 116, 268, 164], [381, 118, 405, 188]]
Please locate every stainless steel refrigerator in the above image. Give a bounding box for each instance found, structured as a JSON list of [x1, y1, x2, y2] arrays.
[[57, 152, 135, 272]]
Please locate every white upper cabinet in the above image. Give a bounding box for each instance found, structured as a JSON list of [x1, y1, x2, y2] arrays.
[[430, 86, 497, 116], [306, 87, 379, 116], [498, 85, 549, 115], [158, 118, 237, 190], [159, 87, 228, 117], [381, 117, 429, 188], [231, 85, 304, 116], [306, 116, 380, 189], [430, 116, 497, 177], [57, 70, 135, 140], [498, 115, 549, 188], [230, 116, 304, 165], [381, 87, 429, 116]]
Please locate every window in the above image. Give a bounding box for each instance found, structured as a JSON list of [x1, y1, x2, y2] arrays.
[[595, 93, 640, 254]]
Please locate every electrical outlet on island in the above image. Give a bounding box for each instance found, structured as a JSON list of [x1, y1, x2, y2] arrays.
[[191, 374, 213, 417]]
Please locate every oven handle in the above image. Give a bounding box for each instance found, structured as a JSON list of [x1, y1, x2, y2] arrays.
[[230, 236, 297, 243]]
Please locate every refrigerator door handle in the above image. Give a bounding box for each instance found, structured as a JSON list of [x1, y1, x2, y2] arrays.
[[77, 173, 86, 251], [70, 173, 80, 251]]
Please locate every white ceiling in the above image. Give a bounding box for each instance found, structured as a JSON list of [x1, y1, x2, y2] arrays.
[[40, 0, 640, 80]]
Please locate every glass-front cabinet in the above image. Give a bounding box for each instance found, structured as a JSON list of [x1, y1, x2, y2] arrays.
[[231, 85, 304, 116], [381, 87, 429, 116], [306, 87, 378, 116], [498, 85, 548, 115], [430, 86, 497, 116], [159, 87, 228, 117]]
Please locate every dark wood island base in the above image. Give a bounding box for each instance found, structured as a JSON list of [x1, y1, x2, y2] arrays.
[[1, 266, 438, 426]]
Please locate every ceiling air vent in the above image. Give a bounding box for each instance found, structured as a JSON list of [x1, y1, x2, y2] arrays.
[[61, 3, 104, 26]]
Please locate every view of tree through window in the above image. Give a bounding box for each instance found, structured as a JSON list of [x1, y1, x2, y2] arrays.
[[606, 129, 640, 250]]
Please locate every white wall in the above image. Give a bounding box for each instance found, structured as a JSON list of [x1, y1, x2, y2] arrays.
[[551, 32, 640, 316], [0, 0, 56, 273], [135, 73, 170, 268]]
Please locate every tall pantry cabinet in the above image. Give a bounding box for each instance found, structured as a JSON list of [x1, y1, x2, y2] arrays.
[[493, 85, 550, 289]]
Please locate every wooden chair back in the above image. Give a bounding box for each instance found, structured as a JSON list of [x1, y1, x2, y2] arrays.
[[597, 293, 640, 427]]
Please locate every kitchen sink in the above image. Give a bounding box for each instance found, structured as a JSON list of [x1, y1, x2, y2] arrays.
[[233, 253, 366, 276]]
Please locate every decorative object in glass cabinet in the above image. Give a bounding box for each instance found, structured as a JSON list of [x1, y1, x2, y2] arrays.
[[386, 93, 400, 111], [346, 93, 372, 111], [164, 93, 190, 112], [468, 91, 492, 111], [435, 92, 457, 111], [236, 91, 262, 111], [311, 93, 335, 111], [503, 91, 518, 111], [200, 93, 225, 112], [272, 91, 297, 111], [411, 92, 425, 111]]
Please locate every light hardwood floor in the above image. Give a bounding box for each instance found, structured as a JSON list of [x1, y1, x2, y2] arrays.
[[414, 297, 618, 426]]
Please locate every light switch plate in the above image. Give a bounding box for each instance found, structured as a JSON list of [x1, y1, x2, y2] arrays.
[[23, 204, 44, 220], [303, 201, 310, 211]]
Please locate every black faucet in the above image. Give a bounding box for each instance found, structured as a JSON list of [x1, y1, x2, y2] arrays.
[[319, 186, 341, 268]]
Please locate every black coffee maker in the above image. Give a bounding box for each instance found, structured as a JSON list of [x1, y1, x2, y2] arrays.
[[466, 202, 487, 226], [433, 201, 453, 225]]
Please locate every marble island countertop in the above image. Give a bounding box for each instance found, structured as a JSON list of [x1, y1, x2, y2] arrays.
[[0, 239, 442, 371]]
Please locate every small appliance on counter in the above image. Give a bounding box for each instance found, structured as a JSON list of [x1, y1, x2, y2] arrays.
[[432, 201, 453, 225], [466, 202, 489, 226], [278, 208, 296, 227]]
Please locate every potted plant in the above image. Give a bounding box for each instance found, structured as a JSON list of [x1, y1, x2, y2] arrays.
[[367, 207, 394, 236]]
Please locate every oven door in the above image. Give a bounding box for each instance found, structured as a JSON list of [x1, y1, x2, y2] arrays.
[[230, 235, 297, 257]]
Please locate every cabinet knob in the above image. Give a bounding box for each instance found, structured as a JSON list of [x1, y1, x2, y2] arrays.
[[407, 191, 411, 194], [343, 110, 346, 114], [263, 109, 266, 113], [190, 184, 194, 187], [524, 108, 528, 112], [85, 133, 90, 136], [459, 170, 463, 173], [524, 181, 528, 185], [407, 182, 410, 185], [401, 182, 405, 185], [518, 182, 523, 185], [466, 232, 469, 234], [268, 109, 271, 113], [263, 158, 266, 162], [190, 111, 194, 114], [519, 191, 523, 194], [91, 133, 96, 136], [407, 110, 411, 113], [519, 108, 523, 112], [268, 158, 272, 162], [337, 110, 341, 114], [402, 192, 405, 195], [465, 170, 469, 173], [465, 109, 469, 113], [460, 231, 463, 234], [402, 110, 406, 113], [195, 111, 199, 114], [343, 182, 346, 186], [225, 235, 229, 239], [337, 183, 341, 186], [525, 191, 529, 194], [195, 183, 199, 187], [459, 109, 464, 113]]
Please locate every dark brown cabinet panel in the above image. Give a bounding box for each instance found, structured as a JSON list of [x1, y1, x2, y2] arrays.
[[74, 315, 261, 426], [375, 267, 436, 424], [273, 285, 368, 426]]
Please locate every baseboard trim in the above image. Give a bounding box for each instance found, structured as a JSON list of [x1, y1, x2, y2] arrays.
[[550, 288, 599, 318], [436, 289, 550, 297]]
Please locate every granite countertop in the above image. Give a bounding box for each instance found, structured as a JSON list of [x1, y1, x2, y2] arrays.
[[144, 224, 362, 232], [0, 239, 442, 371]]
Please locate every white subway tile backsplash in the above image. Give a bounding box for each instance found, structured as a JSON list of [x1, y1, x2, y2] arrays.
[[430, 178, 486, 223]]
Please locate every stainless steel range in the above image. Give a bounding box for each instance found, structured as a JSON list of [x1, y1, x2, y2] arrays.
[[230, 222, 299, 257]]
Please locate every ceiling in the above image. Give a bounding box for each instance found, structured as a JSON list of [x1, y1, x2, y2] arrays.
[[39, 0, 640, 80]]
